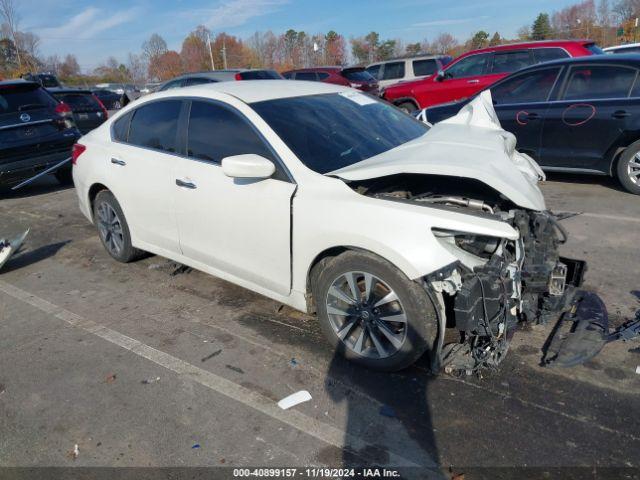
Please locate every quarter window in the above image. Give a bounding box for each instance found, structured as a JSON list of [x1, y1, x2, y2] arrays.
[[444, 53, 490, 78], [533, 48, 569, 63], [186, 101, 275, 165], [491, 50, 532, 74], [491, 67, 561, 104], [112, 112, 132, 142], [412, 59, 438, 77], [382, 62, 405, 80], [563, 65, 637, 100], [127, 100, 181, 153]]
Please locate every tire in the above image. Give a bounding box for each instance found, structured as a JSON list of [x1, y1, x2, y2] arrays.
[[93, 190, 143, 263], [616, 141, 640, 194], [54, 168, 73, 185], [396, 101, 417, 114], [311, 250, 438, 371]]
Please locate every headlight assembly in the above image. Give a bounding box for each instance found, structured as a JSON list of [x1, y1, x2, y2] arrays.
[[433, 228, 501, 258]]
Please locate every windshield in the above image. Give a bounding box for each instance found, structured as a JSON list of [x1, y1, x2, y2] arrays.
[[342, 69, 376, 82], [251, 92, 429, 174]]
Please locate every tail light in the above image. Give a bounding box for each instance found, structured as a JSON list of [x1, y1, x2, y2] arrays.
[[71, 143, 86, 166], [55, 102, 72, 116], [234, 73, 243, 80], [92, 94, 109, 119]]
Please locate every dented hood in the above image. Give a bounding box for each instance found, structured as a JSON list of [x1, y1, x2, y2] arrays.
[[329, 91, 547, 211]]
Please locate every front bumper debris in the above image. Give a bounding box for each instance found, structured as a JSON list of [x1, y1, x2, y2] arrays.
[[542, 290, 608, 367]]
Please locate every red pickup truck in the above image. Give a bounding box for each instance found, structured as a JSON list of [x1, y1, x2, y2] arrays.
[[383, 40, 603, 111]]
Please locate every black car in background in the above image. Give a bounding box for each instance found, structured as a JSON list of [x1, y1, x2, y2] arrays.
[[49, 88, 108, 134], [0, 80, 80, 188], [20, 72, 62, 88], [92, 89, 124, 110], [423, 55, 640, 194]]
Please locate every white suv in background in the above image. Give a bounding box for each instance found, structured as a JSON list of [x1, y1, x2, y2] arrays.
[[366, 55, 452, 89]]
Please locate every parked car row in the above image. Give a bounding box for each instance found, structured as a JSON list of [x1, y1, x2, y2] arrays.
[[419, 54, 640, 195]]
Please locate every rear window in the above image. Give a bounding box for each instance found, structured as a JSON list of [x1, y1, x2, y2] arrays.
[[412, 59, 438, 76], [238, 70, 281, 80], [0, 84, 58, 114], [296, 72, 318, 81], [342, 69, 375, 82], [52, 93, 101, 110]]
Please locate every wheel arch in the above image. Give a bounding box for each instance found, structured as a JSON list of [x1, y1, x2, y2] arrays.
[[304, 245, 417, 313], [88, 182, 110, 220], [390, 96, 419, 110]]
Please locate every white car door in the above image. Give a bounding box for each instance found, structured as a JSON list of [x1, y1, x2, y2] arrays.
[[172, 100, 296, 295], [108, 100, 181, 254]]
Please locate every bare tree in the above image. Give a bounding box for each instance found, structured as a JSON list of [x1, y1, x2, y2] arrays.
[[0, 0, 21, 67]]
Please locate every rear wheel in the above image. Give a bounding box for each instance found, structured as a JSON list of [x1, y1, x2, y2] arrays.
[[312, 250, 437, 371], [396, 101, 417, 114], [93, 190, 143, 263], [616, 141, 640, 195]]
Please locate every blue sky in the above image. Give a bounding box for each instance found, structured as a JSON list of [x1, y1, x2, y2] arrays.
[[21, 0, 583, 72]]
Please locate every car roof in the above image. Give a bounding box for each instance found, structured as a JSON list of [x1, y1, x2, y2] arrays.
[[152, 79, 349, 103], [459, 39, 592, 57], [284, 67, 343, 73], [48, 87, 92, 94], [603, 42, 640, 51], [0, 79, 40, 87]]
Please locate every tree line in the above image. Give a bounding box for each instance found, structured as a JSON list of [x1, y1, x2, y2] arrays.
[[1, 0, 640, 86]]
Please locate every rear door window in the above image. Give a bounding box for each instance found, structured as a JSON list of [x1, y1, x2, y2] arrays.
[[533, 48, 569, 63], [127, 100, 182, 153], [382, 62, 405, 80], [491, 67, 562, 104], [563, 65, 637, 100], [490, 50, 532, 74], [342, 69, 374, 82], [183, 77, 215, 86], [0, 84, 57, 114], [317, 72, 330, 80], [444, 53, 490, 78], [237, 70, 281, 80], [412, 59, 438, 76]]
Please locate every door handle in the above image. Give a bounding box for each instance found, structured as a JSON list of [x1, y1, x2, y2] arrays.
[[175, 179, 197, 189], [110, 158, 126, 166], [612, 110, 631, 119], [467, 79, 480, 84]]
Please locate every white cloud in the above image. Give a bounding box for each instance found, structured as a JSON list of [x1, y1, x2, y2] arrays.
[[37, 6, 139, 40], [182, 0, 289, 30], [412, 16, 489, 27]]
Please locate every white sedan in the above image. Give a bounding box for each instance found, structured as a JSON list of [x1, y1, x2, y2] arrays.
[[72, 81, 587, 372]]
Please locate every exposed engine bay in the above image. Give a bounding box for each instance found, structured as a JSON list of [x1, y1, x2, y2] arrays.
[[348, 173, 591, 375]]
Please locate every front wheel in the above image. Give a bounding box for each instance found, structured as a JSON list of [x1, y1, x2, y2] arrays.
[[616, 141, 640, 195], [312, 251, 438, 371], [396, 101, 418, 114]]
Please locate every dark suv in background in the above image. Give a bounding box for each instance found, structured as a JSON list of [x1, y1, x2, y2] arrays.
[[0, 80, 80, 188], [48, 88, 109, 134], [282, 66, 379, 95]]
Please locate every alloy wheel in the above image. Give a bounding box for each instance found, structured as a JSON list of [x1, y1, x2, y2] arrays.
[[96, 201, 124, 256], [325, 271, 408, 359], [629, 153, 640, 185]]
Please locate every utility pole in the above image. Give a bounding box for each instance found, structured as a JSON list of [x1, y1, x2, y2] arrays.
[[221, 37, 227, 70], [207, 32, 215, 70]]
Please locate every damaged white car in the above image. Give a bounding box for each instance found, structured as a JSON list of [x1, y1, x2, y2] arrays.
[[72, 81, 595, 372]]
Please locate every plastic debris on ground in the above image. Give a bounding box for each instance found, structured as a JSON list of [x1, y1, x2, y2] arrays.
[[636, 366, 640, 375], [277, 390, 312, 410], [191, 444, 200, 449], [141, 376, 160, 384], [105, 373, 117, 384], [289, 358, 299, 368], [0, 230, 29, 272], [201, 349, 222, 362], [379, 405, 397, 418], [66, 444, 79, 460]]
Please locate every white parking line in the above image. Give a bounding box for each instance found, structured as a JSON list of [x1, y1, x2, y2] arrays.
[[0, 280, 422, 468]]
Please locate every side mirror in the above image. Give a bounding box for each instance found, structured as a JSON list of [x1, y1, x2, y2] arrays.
[[221, 154, 275, 179], [435, 70, 446, 82]]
